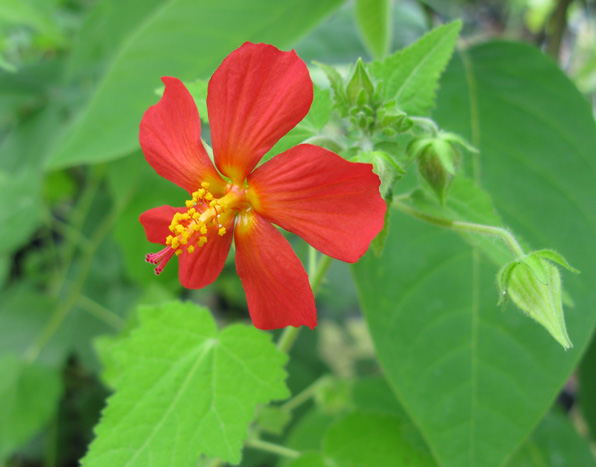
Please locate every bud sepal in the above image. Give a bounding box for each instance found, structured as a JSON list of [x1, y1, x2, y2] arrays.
[[497, 250, 579, 349]]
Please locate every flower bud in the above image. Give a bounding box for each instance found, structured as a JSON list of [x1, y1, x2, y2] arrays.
[[413, 138, 461, 203], [497, 250, 579, 349], [346, 58, 375, 107]]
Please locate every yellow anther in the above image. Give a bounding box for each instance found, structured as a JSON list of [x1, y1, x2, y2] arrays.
[[192, 223, 201, 232], [200, 225, 207, 234], [168, 225, 175, 232], [187, 245, 195, 254], [192, 212, 200, 220], [180, 237, 188, 245], [198, 236, 208, 247], [218, 227, 227, 236], [171, 237, 180, 249], [201, 182, 210, 188], [166, 235, 173, 245], [185, 200, 194, 208], [175, 249, 183, 256], [209, 200, 217, 208], [205, 192, 213, 201], [181, 213, 190, 220], [188, 208, 196, 215], [175, 225, 184, 234]]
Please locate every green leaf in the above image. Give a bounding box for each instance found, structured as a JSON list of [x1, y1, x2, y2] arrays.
[[354, 41, 596, 466], [354, 0, 392, 59], [0, 354, 62, 460], [47, 0, 344, 169], [534, 249, 580, 274], [83, 302, 289, 466], [322, 412, 435, 466], [506, 410, 596, 466], [256, 406, 291, 435], [290, 452, 331, 467], [371, 21, 461, 116]]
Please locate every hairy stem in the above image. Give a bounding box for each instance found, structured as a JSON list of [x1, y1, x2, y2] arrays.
[[393, 200, 526, 259]]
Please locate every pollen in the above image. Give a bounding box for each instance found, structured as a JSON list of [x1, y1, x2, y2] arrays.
[[148, 180, 238, 276]]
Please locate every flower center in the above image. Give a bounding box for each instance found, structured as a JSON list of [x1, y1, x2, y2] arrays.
[[146, 182, 247, 275]]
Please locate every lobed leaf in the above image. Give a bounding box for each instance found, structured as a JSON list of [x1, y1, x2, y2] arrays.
[[82, 301, 289, 466]]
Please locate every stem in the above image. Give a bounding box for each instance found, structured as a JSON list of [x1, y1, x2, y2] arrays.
[[25, 197, 126, 362], [77, 294, 126, 330], [393, 200, 526, 259], [276, 250, 333, 354], [50, 166, 105, 295], [245, 439, 300, 459], [280, 375, 327, 412]]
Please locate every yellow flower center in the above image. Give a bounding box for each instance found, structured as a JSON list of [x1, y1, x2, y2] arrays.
[[166, 182, 247, 256]]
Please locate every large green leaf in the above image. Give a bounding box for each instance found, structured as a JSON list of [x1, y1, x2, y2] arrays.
[[353, 41, 596, 466], [47, 0, 343, 169], [82, 301, 289, 466], [0, 354, 62, 460]]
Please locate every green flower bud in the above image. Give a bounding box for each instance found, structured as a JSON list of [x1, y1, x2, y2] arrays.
[[409, 131, 468, 203], [497, 250, 579, 349], [346, 58, 375, 107]]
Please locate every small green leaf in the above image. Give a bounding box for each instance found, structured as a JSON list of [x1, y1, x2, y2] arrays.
[[256, 406, 291, 435], [0, 354, 62, 460], [371, 21, 462, 116], [534, 249, 580, 274], [83, 301, 289, 466], [315, 61, 345, 104], [354, 0, 392, 59]]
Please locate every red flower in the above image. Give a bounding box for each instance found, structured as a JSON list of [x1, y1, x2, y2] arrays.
[[139, 42, 386, 330]]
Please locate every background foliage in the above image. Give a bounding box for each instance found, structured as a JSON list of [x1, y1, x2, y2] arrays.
[[1, 0, 595, 466]]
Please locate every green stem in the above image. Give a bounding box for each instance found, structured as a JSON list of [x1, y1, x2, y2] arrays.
[[393, 200, 526, 259], [280, 375, 327, 412], [77, 294, 125, 330], [276, 250, 333, 353], [245, 438, 300, 459], [50, 165, 105, 295], [25, 197, 126, 362]]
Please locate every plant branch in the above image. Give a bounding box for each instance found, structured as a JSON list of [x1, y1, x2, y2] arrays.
[[393, 200, 526, 259], [245, 439, 300, 459]]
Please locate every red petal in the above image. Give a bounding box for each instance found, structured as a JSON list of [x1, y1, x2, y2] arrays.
[[247, 144, 386, 263], [140, 77, 226, 195], [140, 205, 185, 245], [178, 216, 235, 289], [234, 210, 316, 330], [208, 43, 312, 184]]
